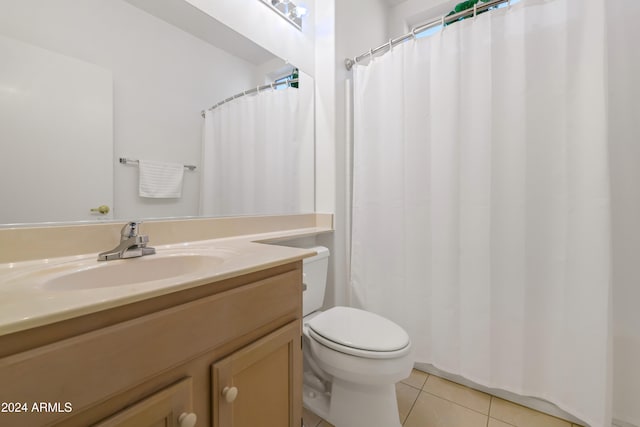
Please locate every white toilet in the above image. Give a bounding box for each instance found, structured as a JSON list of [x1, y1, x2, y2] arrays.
[[302, 247, 413, 427]]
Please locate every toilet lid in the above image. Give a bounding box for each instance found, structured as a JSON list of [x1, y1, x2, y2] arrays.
[[306, 307, 410, 355]]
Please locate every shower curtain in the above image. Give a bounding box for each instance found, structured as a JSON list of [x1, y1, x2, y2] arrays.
[[200, 87, 300, 216], [350, 1, 611, 426]]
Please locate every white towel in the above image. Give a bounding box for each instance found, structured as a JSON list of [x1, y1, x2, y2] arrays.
[[138, 160, 184, 198]]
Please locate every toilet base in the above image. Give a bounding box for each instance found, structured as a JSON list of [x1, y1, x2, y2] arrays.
[[304, 378, 402, 427], [303, 383, 331, 421]]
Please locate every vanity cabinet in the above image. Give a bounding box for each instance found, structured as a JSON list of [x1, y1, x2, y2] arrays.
[[0, 261, 303, 427]]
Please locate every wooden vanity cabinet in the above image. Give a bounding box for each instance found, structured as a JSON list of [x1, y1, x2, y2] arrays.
[[0, 261, 303, 427]]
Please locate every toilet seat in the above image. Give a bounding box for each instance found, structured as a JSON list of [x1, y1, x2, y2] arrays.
[[306, 307, 411, 359]]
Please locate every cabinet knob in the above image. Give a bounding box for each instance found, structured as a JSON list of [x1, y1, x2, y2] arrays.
[[222, 386, 239, 403], [178, 412, 197, 427]]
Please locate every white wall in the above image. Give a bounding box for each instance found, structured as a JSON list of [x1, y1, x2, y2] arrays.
[[387, 0, 456, 35], [0, 34, 113, 224], [0, 0, 266, 221], [314, 0, 336, 217], [315, 0, 390, 308], [184, 0, 316, 77]]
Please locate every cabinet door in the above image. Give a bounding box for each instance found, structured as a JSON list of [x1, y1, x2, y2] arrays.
[[212, 321, 302, 427], [95, 377, 196, 427]]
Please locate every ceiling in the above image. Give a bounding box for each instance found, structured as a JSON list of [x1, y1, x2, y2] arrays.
[[126, 0, 276, 65]]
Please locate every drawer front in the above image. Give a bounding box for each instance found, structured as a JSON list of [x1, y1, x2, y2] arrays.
[[0, 268, 301, 426]]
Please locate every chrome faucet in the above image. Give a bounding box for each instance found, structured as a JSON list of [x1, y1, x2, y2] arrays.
[[97, 221, 156, 261]]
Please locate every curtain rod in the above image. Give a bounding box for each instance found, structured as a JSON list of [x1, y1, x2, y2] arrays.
[[200, 78, 299, 118], [345, 0, 512, 70]]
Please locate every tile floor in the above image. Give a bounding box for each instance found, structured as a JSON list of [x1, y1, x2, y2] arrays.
[[303, 369, 584, 427]]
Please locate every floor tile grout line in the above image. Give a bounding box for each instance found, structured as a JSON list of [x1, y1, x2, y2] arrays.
[[400, 380, 426, 392], [489, 395, 493, 418], [402, 385, 423, 426], [420, 388, 492, 418], [400, 372, 429, 391], [487, 397, 492, 427], [403, 372, 428, 425], [488, 415, 518, 427]]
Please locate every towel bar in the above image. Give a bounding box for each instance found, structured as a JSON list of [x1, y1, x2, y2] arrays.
[[119, 157, 196, 171]]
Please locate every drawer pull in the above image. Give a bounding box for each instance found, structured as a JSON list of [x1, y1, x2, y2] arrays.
[[222, 386, 239, 403], [178, 412, 197, 427]]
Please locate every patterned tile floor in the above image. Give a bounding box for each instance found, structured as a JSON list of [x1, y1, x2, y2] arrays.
[[303, 369, 584, 427]]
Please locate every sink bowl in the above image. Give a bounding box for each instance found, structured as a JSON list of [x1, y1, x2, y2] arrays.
[[42, 254, 224, 291]]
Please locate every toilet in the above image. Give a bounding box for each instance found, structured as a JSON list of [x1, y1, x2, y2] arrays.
[[302, 247, 413, 427]]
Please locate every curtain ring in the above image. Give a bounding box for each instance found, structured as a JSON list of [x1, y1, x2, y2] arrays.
[[473, 2, 477, 17], [256, 85, 260, 94], [388, 39, 393, 52], [270, 82, 275, 90], [410, 28, 417, 40], [369, 48, 374, 60], [441, 15, 446, 29]]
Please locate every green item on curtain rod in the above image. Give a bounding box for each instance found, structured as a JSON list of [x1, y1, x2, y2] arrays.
[[445, 0, 492, 25]]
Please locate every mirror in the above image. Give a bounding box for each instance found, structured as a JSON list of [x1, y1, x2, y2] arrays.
[[0, 0, 315, 226]]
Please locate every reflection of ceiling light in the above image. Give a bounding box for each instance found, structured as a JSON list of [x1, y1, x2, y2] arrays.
[[291, 6, 307, 18], [260, 0, 307, 31]]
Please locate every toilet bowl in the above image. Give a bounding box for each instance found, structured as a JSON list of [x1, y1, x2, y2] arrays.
[[302, 247, 413, 427]]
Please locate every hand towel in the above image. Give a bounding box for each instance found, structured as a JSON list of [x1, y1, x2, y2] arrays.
[[138, 159, 184, 198]]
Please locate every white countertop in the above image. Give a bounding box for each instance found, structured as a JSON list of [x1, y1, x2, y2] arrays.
[[0, 227, 327, 336]]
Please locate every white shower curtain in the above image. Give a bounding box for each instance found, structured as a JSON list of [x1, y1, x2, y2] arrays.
[[200, 87, 300, 216], [351, 1, 611, 426]]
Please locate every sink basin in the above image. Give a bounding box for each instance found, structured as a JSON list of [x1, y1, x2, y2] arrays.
[[42, 254, 224, 291]]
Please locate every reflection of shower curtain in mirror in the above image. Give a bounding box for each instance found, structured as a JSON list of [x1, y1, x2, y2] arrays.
[[200, 87, 300, 216]]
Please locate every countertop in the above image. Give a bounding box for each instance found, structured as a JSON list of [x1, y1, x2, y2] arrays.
[[0, 226, 329, 336]]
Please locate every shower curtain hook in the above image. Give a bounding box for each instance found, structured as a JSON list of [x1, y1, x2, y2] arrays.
[[388, 39, 393, 52], [410, 27, 418, 40], [473, 2, 477, 18], [441, 15, 446, 29], [256, 85, 260, 94]]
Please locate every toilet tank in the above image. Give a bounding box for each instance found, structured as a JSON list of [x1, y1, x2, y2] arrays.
[[302, 246, 330, 316]]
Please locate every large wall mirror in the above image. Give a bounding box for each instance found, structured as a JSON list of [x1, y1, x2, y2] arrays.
[[0, 0, 315, 226]]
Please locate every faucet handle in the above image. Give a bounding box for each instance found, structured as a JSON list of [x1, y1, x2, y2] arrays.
[[121, 221, 143, 239]]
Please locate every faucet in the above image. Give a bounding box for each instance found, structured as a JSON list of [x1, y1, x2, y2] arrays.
[[97, 221, 156, 261]]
